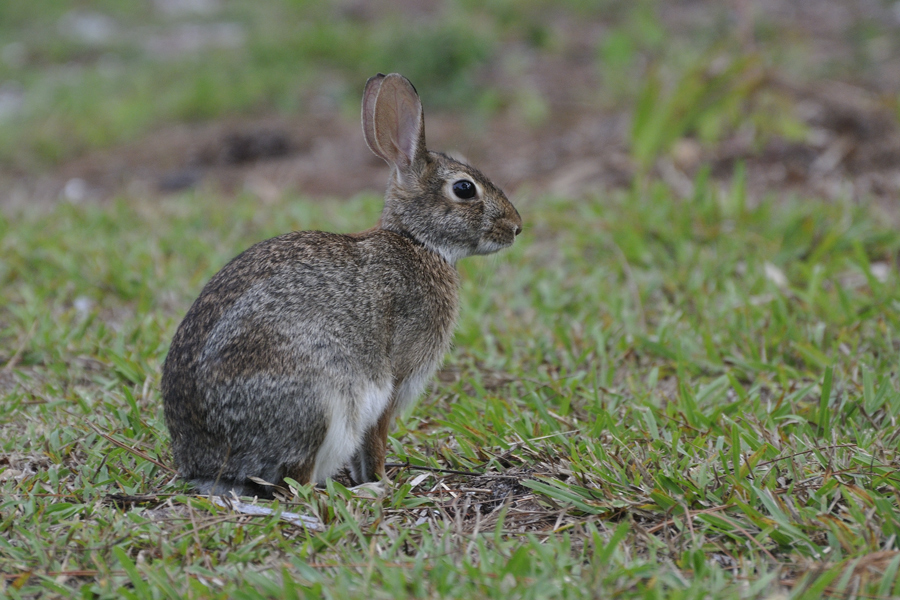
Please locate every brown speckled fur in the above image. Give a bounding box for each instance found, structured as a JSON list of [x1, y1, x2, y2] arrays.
[[161, 74, 521, 498]]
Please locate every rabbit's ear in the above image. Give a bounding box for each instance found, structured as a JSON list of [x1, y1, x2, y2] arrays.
[[362, 73, 386, 159], [368, 73, 427, 173]]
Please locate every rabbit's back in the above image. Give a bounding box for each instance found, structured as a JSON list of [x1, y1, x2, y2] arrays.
[[162, 229, 459, 493]]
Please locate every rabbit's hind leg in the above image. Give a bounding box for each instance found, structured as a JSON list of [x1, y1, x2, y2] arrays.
[[349, 405, 394, 485]]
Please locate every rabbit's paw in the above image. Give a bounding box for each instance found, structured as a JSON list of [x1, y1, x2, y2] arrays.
[[350, 480, 388, 499]]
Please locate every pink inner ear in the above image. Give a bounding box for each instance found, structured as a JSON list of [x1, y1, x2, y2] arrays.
[[373, 74, 424, 171], [394, 97, 422, 167]]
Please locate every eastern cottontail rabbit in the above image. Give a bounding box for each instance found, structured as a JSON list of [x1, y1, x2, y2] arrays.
[[161, 73, 522, 497]]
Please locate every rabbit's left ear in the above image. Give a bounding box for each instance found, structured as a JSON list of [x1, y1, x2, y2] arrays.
[[362, 73, 386, 159], [364, 73, 427, 174]]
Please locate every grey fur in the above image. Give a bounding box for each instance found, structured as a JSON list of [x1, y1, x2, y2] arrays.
[[161, 73, 522, 498]]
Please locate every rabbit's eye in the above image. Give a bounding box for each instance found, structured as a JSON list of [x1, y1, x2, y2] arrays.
[[452, 180, 477, 200]]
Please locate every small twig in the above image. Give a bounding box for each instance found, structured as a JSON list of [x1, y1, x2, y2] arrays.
[[305, 561, 434, 570], [385, 462, 484, 477], [755, 444, 858, 468], [2, 570, 101, 581], [645, 504, 732, 534], [476, 472, 556, 480], [86, 422, 176, 474], [90, 451, 111, 485]]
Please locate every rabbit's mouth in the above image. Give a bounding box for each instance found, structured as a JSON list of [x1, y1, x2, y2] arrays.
[[476, 222, 520, 255]]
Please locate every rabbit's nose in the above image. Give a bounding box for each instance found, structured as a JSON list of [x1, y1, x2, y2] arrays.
[[514, 224, 522, 236]]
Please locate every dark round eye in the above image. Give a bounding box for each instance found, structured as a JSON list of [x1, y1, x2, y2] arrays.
[[452, 179, 477, 200]]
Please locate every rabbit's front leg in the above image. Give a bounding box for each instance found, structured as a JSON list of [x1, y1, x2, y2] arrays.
[[349, 406, 394, 485]]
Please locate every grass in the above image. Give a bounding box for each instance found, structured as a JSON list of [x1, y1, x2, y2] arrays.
[[3, 0, 900, 598], [1, 169, 899, 597]]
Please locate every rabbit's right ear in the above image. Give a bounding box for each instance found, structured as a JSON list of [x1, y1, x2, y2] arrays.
[[362, 73, 426, 175]]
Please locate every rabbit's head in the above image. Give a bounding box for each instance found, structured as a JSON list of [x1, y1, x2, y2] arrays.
[[362, 73, 522, 265]]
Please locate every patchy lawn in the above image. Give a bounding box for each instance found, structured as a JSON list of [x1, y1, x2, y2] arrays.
[[2, 0, 900, 598]]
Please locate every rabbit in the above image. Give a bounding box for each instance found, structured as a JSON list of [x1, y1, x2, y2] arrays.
[[161, 73, 522, 498]]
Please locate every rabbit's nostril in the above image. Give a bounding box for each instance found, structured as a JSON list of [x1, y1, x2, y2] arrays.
[[514, 225, 522, 236]]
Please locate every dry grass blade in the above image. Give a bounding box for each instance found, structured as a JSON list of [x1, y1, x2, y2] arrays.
[[87, 421, 176, 474]]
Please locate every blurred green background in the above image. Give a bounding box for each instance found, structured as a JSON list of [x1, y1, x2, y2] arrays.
[[2, 0, 899, 205]]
